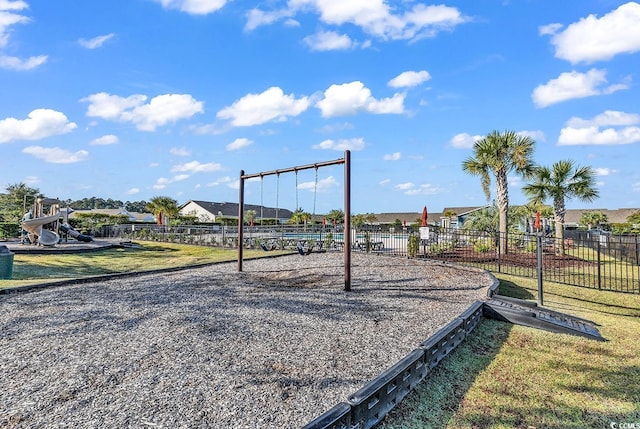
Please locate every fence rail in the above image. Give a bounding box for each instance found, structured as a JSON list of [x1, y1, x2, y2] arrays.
[[104, 224, 640, 294]]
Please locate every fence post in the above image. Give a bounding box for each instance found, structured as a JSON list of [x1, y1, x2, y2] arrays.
[[636, 235, 639, 266], [537, 233, 544, 306], [597, 239, 602, 290], [496, 232, 501, 273]]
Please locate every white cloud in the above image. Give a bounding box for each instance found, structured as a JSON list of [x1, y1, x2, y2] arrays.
[[316, 81, 405, 117], [0, 0, 29, 48], [248, 1, 468, 41], [171, 160, 222, 173], [518, 130, 546, 142], [303, 30, 354, 51], [245, 8, 292, 32], [153, 174, 190, 189], [394, 182, 441, 195], [558, 126, 640, 145], [450, 132, 481, 149], [83, 92, 204, 131], [126, 188, 140, 195], [153, 0, 227, 15], [0, 2, 48, 70], [206, 175, 233, 187], [508, 175, 523, 188], [567, 110, 640, 128], [226, 137, 253, 151], [379, 178, 391, 185], [532, 69, 628, 108], [312, 137, 365, 151], [0, 109, 77, 143], [170, 147, 191, 156], [297, 175, 339, 192], [538, 23, 563, 36], [594, 167, 616, 176], [547, 2, 640, 64], [388, 70, 431, 88], [90, 134, 118, 145], [23, 175, 39, 185], [78, 33, 115, 49], [0, 54, 47, 70], [217, 86, 310, 127], [383, 152, 401, 161], [22, 146, 89, 164], [558, 110, 640, 146], [633, 182, 640, 192]]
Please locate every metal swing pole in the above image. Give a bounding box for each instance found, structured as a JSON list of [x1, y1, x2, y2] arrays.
[[238, 170, 245, 272], [344, 150, 351, 291]]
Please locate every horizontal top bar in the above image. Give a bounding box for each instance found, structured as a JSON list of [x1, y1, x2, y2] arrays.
[[241, 157, 345, 179]]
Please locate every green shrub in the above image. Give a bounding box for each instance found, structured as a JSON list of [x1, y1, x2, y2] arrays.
[[407, 234, 420, 257], [324, 232, 333, 250], [0, 223, 20, 239], [473, 238, 494, 253]]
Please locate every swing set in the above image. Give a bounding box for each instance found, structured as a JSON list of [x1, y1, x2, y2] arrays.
[[237, 150, 352, 291]]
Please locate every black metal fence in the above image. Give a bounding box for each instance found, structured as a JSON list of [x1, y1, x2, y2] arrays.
[[104, 224, 640, 294]]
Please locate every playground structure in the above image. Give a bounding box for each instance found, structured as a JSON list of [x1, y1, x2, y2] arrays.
[[20, 197, 92, 246], [21, 198, 62, 246], [238, 150, 352, 290]]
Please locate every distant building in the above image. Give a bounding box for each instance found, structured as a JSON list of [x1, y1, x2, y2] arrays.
[[68, 208, 155, 223], [179, 200, 294, 223]]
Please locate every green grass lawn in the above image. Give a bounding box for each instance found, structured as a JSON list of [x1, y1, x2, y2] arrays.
[[379, 274, 640, 429], [0, 241, 285, 288]]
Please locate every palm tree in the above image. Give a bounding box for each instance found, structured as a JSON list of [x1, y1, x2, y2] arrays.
[[243, 210, 256, 226], [288, 208, 311, 225], [580, 211, 608, 230], [522, 160, 599, 255], [462, 130, 536, 254], [146, 196, 179, 226]]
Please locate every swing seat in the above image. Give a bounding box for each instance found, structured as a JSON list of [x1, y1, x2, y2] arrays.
[[297, 243, 313, 256], [260, 242, 277, 252]]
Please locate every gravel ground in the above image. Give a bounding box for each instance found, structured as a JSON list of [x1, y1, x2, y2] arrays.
[[0, 253, 493, 429]]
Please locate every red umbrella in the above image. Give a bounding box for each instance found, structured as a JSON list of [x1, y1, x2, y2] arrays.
[[403, 219, 406, 227], [421, 206, 428, 227], [534, 211, 541, 231], [157, 212, 163, 225]]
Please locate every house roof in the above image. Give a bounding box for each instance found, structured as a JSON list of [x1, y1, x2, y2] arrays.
[[563, 208, 639, 225], [182, 200, 294, 219], [442, 206, 491, 217]]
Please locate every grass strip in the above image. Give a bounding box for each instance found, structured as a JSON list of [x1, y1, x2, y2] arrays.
[[0, 241, 287, 288], [379, 274, 640, 429]]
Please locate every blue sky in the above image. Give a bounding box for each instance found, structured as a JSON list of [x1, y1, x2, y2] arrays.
[[1, 0, 639, 215]]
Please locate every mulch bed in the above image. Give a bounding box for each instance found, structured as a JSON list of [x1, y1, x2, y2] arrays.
[[425, 246, 597, 269]]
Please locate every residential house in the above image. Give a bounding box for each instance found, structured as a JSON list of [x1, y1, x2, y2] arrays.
[[179, 200, 294, 223]]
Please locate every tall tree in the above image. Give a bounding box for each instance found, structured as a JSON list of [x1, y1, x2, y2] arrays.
[[462, 130, 536, 254], [325, 209, 344, 225], [0, 183, 41, 222], [580, 211, 608, 230], [146, 196, 179, 226], [523, 159, 599, 254], [288, 208, 311, 225]]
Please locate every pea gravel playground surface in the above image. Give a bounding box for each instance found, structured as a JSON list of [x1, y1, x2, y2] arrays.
[[0, 253, 493, 428]]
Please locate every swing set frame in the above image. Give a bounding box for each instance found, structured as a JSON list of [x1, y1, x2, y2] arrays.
[[238, 150, 352, 291]]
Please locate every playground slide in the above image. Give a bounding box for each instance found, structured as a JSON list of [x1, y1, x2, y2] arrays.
[[60, 223, 93, 242], [21, 213, 61, 246]]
